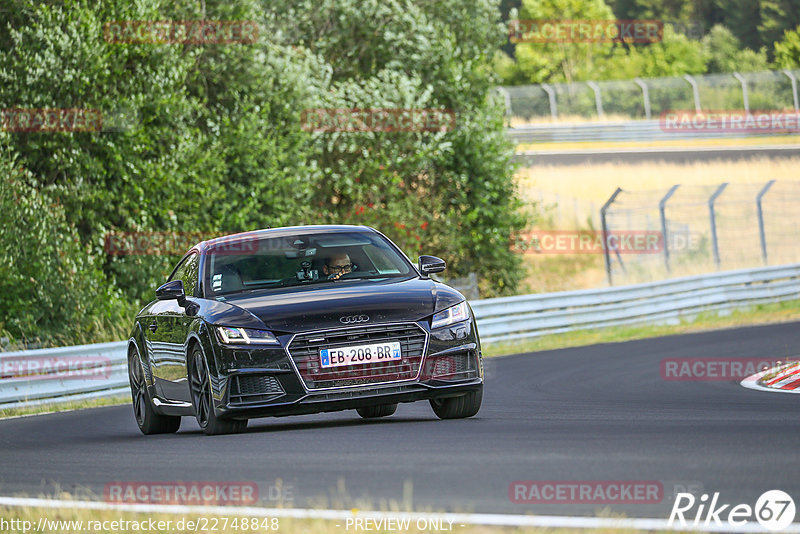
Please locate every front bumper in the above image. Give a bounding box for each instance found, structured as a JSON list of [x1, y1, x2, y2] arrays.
[[210, 319, 483, 420], [219, 378, 483, 420]]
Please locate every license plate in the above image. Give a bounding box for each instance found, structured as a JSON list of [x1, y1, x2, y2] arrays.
[[320, 341, 402, 368]]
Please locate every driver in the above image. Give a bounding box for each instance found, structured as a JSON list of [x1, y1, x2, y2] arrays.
[[323, 252, 353, 280]]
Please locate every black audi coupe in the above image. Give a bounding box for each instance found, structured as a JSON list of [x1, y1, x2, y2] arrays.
[[127, 225, 484, 435]]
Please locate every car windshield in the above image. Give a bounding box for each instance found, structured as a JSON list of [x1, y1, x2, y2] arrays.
[[204, 230, 415, 297]]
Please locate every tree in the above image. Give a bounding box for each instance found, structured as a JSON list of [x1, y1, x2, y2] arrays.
[[609, 0, 696, 23], [599, 25, 706, 79], [758, 0, 800, 54], [0, 0, 529, 346], [775, 25, 800, 68], [264, 0, 529, 295], [0, 0, 320, 304], [716, 0, 762, 51], [510, 0, 617, 84], [0, 145, 129, 346], [702, 24, 769, 73]]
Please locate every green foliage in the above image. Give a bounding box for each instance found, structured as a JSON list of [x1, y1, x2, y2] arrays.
[[702, 25, 769, 74], [599, 26, 705, 79], [508, 0, 616, 84], [757, 0, 800, 53], [0, 145, 130, 346], [496, 0, 708, 83], [250, 0, 528, 291], [268, 0, 528, 291], [609, 0, 695, 22], [496, 0, 795, 84], [775, 25, 800, 69], [0, 0, 527, 345]]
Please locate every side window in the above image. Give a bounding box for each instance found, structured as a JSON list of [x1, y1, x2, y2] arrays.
[[169, 252, 200, 297]]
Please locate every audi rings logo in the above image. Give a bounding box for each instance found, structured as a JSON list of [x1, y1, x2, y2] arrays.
[[340, 315, 369, 324]]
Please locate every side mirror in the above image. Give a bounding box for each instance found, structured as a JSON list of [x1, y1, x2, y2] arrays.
[[418, 255, 446, 276], [156, 280, 186, 304]]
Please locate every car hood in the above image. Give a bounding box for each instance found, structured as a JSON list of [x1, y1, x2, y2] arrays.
[[207, 277, 464, 333]]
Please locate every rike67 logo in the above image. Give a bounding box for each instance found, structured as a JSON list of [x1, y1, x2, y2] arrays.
[[669, 490, 796, 531]]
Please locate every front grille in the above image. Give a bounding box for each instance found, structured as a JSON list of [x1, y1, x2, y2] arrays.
[[287, 323, 427, 389], [431, 351, 479, 381], [229, 374, 285, 405]]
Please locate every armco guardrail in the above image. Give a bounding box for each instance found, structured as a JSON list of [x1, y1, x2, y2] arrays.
[[0, 341, 128, 410], [1, 264, 798, 409], [472, 263, 800, 343], [506, 119, 769, 144]]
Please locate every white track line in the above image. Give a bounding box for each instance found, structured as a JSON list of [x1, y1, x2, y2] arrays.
[[741, 367, 800, 394], [0, 496, 798, 532]]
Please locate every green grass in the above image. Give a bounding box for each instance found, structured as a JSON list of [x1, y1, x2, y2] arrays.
[[482, 299, 800, 357], [0, 394, 129, 420]]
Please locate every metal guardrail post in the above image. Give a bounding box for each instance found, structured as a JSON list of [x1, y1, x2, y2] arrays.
[[634, 78, 651, 119], [541, 84, 558, 119], [601, 187, 623, 286], [756, 180, 776, 265], [783, 69, 799, 111], [659, 185, 680, 273], [708, 183, 728, 269], [683, 74, 701, 112], [733, 72, 749, 112], [587, 81, 604, 117]]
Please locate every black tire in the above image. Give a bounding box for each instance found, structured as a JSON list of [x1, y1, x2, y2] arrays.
[[356, 403, 398, 419], [189, 346, 247, 435], [430, 386, 483, 419], [128, 347, 181, 435]]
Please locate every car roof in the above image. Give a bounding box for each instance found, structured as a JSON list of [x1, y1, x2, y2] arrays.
[[195, 225, 376, 253]]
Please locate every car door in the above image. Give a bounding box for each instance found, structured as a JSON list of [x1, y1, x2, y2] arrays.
[[150, 251, 200, 402]]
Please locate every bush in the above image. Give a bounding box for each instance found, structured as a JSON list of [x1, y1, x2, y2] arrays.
[[0, 0, 528, 346], [775, 25, 800, 68], [0, 145, 131, 347]]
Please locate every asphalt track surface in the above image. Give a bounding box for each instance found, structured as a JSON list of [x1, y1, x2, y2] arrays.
[[1, 321, 799, 519], [514, 145, 800, 166]]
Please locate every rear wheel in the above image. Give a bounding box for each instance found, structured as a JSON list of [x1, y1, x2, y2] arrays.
[[356, 403, 398, 419], [128, 347, 181, 435], [430, 387, 482, 419], [189, 346, 247, 435]]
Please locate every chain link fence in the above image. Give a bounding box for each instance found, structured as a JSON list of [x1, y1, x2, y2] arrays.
[[501, 69, 800, 124], [600, 181, 800, 285]]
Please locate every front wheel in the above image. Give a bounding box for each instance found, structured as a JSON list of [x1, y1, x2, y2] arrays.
[[430, 387, 482, 419], [128, 347, 181, 435], [189, 347, 247, 435], [357, 403, 398, 418]]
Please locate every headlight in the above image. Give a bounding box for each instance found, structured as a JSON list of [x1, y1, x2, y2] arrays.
[[216, 326, 279, 345], [431, 301, 469, 329]]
